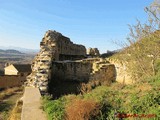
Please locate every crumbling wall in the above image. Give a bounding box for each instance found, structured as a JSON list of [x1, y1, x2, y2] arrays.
[[107, 58, 133, 84], [87, 48, 100, 57], [27, 30, 87, 90], [51, 59, 116, 83], [49, 59, 116, 97], [41, 30, 86, 61], [27, 30, 117, 95], [52, 61, 92, 82], [49, 61, 92, 97]]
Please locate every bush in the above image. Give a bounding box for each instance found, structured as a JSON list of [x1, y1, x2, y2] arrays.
[[42, 74, 160, 120], [65, 98, 100, 120], [81, 80, 160, 119]]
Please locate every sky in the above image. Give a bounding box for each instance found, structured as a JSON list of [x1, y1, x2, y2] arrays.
[[0, 0, 153, 53]]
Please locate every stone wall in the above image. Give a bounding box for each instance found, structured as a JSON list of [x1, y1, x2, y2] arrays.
[[27, 30, 117, 95], [52, 61, 92, 82], [27, 30, 87, 89], [51, 59, 116, 83], [0, 75, 25, 88], [41, 30, 86, 61], [87, 48, 100, 57], [107, 58, 134, 84], [48, 58, 116, 97]]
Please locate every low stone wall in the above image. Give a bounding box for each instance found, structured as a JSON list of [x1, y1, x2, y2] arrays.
[[49, 59, 116, 97], [59, 54, 86, 61], [52, 61, 92, 82], [107, 58, 133, 84], [0, 75, 25, 88], [89, 64, 116, 84], [51, 59, 116, 83]]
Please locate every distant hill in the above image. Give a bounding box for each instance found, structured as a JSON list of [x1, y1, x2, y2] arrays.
[[0, 48, 36, 71], [100, 49, 122, 58], [0, 46, 39, 54], [0, 49, 24, 54], [6, 49, 23, 54]]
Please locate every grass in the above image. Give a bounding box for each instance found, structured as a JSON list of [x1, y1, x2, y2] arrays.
[[42, 55, 160, 120], [42, 96, 66, 120], [0, 87, 23, 100], [0, 101, 13, 120], [8, 100, 23, 120], [42, 73, 160, 120]]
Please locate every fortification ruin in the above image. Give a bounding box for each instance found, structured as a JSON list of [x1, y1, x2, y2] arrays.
[[26, 30, 116, 96], [87, 47, 100, 57]]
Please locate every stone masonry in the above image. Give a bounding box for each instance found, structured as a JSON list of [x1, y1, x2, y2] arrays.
[[26, 30, 116, 94], [26, 30, 86, 91], [87, 48, 100, 56]]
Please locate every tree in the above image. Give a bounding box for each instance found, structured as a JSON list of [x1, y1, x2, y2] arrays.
[[123, 0, 160, 79]]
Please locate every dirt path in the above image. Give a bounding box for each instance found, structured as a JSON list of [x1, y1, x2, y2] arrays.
[[21, 87, 47, 120]]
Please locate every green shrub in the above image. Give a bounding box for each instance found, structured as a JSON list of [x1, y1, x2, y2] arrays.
[[42, 96, 66, 120], [42, 75, 160, 120], [83, 86, 108, 102], [82, 79, 160, 119]]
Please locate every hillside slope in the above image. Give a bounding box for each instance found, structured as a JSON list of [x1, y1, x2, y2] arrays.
[[41, 30, 160, 119]]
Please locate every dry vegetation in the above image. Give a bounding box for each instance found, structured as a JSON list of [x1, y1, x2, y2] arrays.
[[0, 87, 23, 100], [8, 100, 23, 120], [42, 75, 160, 119], [0, 87, 23, 120], [0, 52, 34, 120], [65, 98, 100, 120]]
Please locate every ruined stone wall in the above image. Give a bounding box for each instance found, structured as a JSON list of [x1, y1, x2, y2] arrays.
[[27, 30, 87, 90], [27, 30, 117, 94], [107, 58, 134, 84], [52, 61, 92, 82], [51, 59, 116, 84], [41, 30, 86, 61], [49, 59, 116, 97], [87, 48, 100, 56]]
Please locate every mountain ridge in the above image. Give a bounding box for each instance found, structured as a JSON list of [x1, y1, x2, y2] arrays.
[[0, 46, 39, 54], [0, 49, 24, 54]]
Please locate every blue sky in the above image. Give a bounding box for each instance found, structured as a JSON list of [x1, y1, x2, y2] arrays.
[[0, 0, 153, 53]]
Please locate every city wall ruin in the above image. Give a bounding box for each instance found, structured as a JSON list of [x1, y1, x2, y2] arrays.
[[27, 30, 116, 96], [107, 58, 134, 84]]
